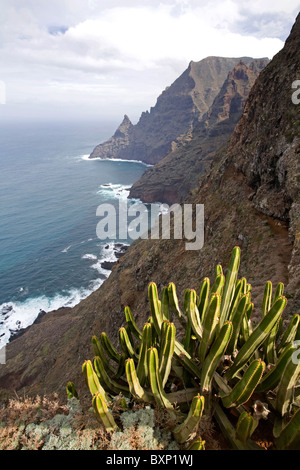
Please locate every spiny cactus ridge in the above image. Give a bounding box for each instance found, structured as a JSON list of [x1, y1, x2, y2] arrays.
[[78, 247, 300, 450]]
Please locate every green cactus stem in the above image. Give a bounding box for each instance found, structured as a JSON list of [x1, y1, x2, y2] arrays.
[[236, 411, 258, 445], [100, 332, 121, 363], [210, 273, 225, 297], [168, 282, 185, 327], [161, 286, 171, 321], [256, 344, 296, 393], [227, 279, 243, 323], [198, 294, 221, 364], [149, 282, 163, 334], [186, 438, 206, 450], [262, 280, 272, 317], [197, 277, 210, 322], [118, 327, 138, 359], [201, 321, 233, 393], [227, 294, 249, 354], [92, 393, 119, 432], [275, 353, 300, 417], [125, 358, 154, 403], [213, 402, 248, 450], [125, 306, 142, 340], [222, 359, 265, 408], [159, 321, 176, 387], [173, 394, 205, 443], [136, 322, 152, 386], [66, 381, 78, 399], [277, 314, 300, 355], [94, 356, 130, 397], [82, 360, 109, 400], [273, 282, 284, 304], [147, 347, 175, 414], [225, 296, 287, 380], [218, 246, 241, 331], [276, 408, 300, 450], [185, 289, 203, 342]]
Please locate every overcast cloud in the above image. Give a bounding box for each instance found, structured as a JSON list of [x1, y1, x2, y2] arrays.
[[0, 0, 299, 122]]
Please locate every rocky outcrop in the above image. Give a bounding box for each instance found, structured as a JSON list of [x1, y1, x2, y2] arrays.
[[129, 59, 269, 204], [89, 56, 263, 165], [90, 115, 133, 159]]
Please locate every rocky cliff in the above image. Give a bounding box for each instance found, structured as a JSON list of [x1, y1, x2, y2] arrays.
[[129, 59, 268, 204], [0, 15, 299, 403], [89, 114, 133, 159], [89, 56, 264, 164]]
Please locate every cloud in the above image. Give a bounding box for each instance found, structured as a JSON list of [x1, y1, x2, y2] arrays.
[[0, 1, 298, 121]]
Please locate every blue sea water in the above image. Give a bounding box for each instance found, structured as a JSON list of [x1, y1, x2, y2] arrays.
[[0, 119, 152, 345]]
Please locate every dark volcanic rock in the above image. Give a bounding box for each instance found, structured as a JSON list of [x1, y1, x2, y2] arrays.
[[89, 56, 263, 165], [90, 114, 133, 159], [129, 59, 269, 204]]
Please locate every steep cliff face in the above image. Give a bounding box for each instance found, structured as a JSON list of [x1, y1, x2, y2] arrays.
[[89, 114, 133, 159], [89, 56, 261, 165], [226, 13, 300, 308], [0, 16, 299, 402], [129, 59, 268, 204]]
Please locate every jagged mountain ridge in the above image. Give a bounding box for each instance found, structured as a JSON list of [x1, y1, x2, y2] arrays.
[[89, 56, 266, 165], [0, 15, 299, 402], [129, 58, 269, 204]]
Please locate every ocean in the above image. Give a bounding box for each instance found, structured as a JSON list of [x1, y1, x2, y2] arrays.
[[0, 119, 153, 346]]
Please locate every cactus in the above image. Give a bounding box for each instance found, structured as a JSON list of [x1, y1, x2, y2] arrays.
[[236, 411, 258, 445], [197, 277, 210, 321], [224, 296, 287, 380], [94, 356, 130, 397], [275, 353, 300, 417], [227, 293, 249, 354], [201, 321, 233, 393], [125, 358, 153, 403], [256, 344, 295, 393], [92, 393, 119, 432], [147, 347, 175, 413], [136, 322, 152, 386], [100, 332, 121, 363], [124, 306, 142, 340], [276, 408, 300, 450], [173, 394, 205, 443], [159, 321, 176, 387], [186, 438, 206, 450], [218, 246, 241, 331], [222, 359, 265, 408], [66, 381, 78, 399], [198, 294, 221, 363], [119, 327, 138, 359], [82, 360, 108, 400], [79, 247, 299, 449]]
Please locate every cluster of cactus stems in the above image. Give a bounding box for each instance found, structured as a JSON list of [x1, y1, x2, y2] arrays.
[[76, 246, 300, 450]]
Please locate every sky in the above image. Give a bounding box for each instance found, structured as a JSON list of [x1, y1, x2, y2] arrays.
[[0, 0, 299, 123]]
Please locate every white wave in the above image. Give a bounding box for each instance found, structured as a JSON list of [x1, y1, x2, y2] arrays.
[[97, 183, 132, 201], [0, 279, 104, 346], [80, 154, 92, 161], [82, 155, 153, 167], [82, 253, 98, 260], [90, 260, 110, 274], [62, 245, 72, 253]]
